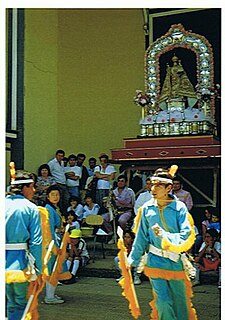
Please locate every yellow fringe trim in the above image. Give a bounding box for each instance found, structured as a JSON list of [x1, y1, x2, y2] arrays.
[[49, 231, 71, 286], [144, 267, 198, 320], [149, 287, 158, 320], [132, 207, 142, 234], [161, 213, 196, 253], [22, 207, 53, 319], [117, 238, 141, 319], [25, 275, 46, 320], [38, 206, 52, 276], [5, 269, 31, 284]]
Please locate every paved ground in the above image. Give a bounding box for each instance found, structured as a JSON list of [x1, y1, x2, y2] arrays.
[[38, 276, 220, 320], [5, 243, 221, 319], [37, 243, 221, 320]]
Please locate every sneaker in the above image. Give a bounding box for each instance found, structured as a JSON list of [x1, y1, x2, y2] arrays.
[[133, 275, 141, 285], [55, 295, 63, 300], [192, 280, 200, 287], [108, 239, 115, 244], [116, 276, 123, 282], [44, 297, 65, 304], [63, 275, 76, 285]]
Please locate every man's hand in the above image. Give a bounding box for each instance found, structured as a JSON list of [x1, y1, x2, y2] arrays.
[[152, 223, 163, 237]]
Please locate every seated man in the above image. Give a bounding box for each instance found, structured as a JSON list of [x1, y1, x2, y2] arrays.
[[134, 177, 152, 215], [112, 175, 135, 230], [172, 176, 193, 211]]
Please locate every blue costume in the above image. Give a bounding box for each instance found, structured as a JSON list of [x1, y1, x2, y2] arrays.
[[128, 196, 197, 320], [45, 204, 70, 283], [5, 194, 42, 320]]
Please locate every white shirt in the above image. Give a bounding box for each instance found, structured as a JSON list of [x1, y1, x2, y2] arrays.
[[134, 191, 152, 215], [94, 164, 116, 189], [199, 241, 221, 255], [64, 165, 81, 187], [67, 204, 84, 221], [48, 158, 66, 184], [83, 203, 100, 218]]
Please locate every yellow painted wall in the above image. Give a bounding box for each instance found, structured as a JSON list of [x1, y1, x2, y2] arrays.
[[24, 9, 145, 173], [24, 9, 58, 172]]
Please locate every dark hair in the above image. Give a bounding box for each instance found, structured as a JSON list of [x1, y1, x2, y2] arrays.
[[172, 176, 183, 184], [46, 185, 61, 196], [38, 163, 51, 177], [99, 153, 109, 161], [117, 174, 127, 183], [77, 153, 86, 160], [68, 154, 77, 161], [89, 157, 97, 163], [205, 206, 218, 216], [206, 228, 219, 239], [67, 210, 78, 220], [69, 195, 80, 203], [56, 149, 65, 156], [124, 229, 135, 240], [85, 194, 93, 201]]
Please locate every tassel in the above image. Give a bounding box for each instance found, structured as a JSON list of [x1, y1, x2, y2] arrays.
[[168, 165, 178, 177], [9, 162, 16, 182]]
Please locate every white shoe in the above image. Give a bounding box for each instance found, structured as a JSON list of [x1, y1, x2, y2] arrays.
[[116, 276, 123, 282], [133, 275, 141, 285], [55, 295, 63, 300], [44, 297, 65, 304], [96, 228, 108, 236], [192, 280, 200, 287], [108, 239, 115, 244]]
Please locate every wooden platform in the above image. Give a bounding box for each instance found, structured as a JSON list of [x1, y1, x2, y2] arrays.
[[111, 135, 220, 162]]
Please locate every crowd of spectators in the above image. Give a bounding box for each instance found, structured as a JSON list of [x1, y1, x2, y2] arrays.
[[31, 149, 220, 287]]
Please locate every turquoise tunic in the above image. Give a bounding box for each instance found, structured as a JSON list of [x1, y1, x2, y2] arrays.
[[5, 194, 42, 320], [5, 194, 42, 275], [128, 196, 197, 320], [128, 196, 192, 270]]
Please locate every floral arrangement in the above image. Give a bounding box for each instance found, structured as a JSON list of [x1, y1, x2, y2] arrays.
[[133, 90, 151, 107], [195, 84, 220, 103]]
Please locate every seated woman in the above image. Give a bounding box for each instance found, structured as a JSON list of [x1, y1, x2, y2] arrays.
[[82, 195, 100, 221], [201, 206, 213, 236], [35, 163, 56, 206], [98, 197, 113, 234], [193, 228, 221, 287]]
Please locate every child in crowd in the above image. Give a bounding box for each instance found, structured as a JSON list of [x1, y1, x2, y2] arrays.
[[44, 185, 71, 304], [114, 229, 141, 285], [208, 211, 221, 233], [65, 229, 90, 284], [67, 195, 84, 222], [193, 228, 221, 287], [66, 210, 80, 230]]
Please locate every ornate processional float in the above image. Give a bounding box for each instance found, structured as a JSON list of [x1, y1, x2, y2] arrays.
[[134, 24, 220, 137]]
